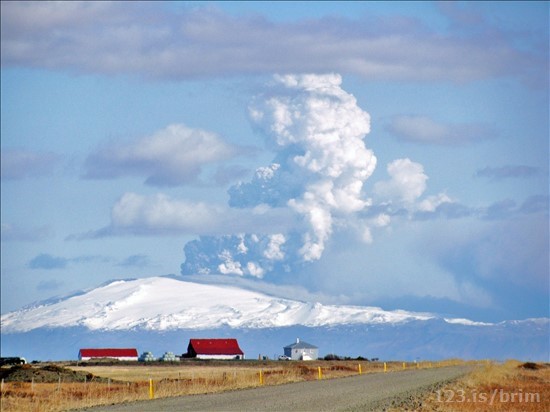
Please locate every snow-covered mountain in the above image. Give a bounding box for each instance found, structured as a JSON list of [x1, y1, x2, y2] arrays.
[[1, 276, 548, 361], [1, 276, 439, 332]]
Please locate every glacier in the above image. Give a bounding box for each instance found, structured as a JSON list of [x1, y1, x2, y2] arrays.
[[0, 276, 438, 332]]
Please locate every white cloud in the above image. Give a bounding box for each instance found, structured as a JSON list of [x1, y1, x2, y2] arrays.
[[218, 250, 244, 276], [372, 213, 391, 227], [1, 2, 543, 85], [373, 158, 427, 204], [417, 193, 453, 212], [263, 234, 286, 260], [181, 73, 379, 276], [182, 233, 300, 279], [109, 192, 224, 234], [78, 192, 297, 239], [249, 73, 376, 261], [246, 262, 265, 278], [84, 123, 241, 186]]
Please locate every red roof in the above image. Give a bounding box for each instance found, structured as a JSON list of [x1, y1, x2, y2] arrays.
[[188, 339, 244, 355], [79, 348, 138, 358]]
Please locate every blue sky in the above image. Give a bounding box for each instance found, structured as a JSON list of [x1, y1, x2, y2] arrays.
[[1, 1, 548, 323]]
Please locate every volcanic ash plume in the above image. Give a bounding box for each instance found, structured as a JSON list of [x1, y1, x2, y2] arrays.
[[181, 74, 377, 278]]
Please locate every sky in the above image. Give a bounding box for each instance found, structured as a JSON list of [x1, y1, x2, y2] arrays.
[[1, 1, 548, 323]]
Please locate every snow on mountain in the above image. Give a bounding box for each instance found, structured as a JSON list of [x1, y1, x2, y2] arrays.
[[1, 276, 444, 333], [2, 276, 548, 361], [443, 318, 493, 326]]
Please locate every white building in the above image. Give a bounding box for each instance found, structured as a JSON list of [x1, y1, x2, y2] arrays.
[[284, 338, 318, 360]]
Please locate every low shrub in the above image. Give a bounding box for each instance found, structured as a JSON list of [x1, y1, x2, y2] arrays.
[[520, 362, 541, 370]]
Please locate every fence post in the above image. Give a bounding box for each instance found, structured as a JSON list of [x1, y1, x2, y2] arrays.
[[358, 364, 362, 375], [259, 369, 264, 385], [384, 362, 387, 372], [317, 366, 322, 380], [149, 378, 154, 399], [402, 362, 406, 370]]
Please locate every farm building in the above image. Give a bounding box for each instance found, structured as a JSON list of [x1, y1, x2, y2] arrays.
[[78, 348, 138, 361], [185, 338, 244, 360], [284, 338, 318, 360]]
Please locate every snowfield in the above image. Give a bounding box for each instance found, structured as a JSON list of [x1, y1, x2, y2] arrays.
[[1, 276, 446, 333]]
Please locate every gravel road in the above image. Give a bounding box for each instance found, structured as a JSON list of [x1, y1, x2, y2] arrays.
[[82, 365, 471, 412]]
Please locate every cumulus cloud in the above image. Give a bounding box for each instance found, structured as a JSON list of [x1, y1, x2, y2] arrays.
[[228, 163, 302, 208], [74, 192, 297, 239], [249, 74, 375, 256], [1, 149, 60, 180], [386, 115, 496, 145], [181, 233, 299, 278], [1, 2, 544, 85], [475, 165, 540, 180], [248, 73, 376, 260], [417, 193, 453, 212], [110, 193, 222, 233], [373, 158, 427, 205], [84, 124, 242, 187], [181, 74, 508, 280], [181, 73, 377, 276]]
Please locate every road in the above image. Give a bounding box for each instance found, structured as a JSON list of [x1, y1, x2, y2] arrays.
[[82, 366, 471, 412]]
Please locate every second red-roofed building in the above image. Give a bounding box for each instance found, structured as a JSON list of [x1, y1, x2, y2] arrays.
[[78, 348, 138, 361], [185, 338, 244, 360]]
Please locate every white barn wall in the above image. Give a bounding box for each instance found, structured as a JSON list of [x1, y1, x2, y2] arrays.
[[196, 354, 244, 360]]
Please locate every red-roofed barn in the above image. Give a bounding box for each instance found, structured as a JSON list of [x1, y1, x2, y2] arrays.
[[78, 348, 138, 361], [186, 339, 244, 360]]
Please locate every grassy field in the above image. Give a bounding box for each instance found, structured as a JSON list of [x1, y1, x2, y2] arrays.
[[0, 359, 476, 412], [418, 360, 549, 411]]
